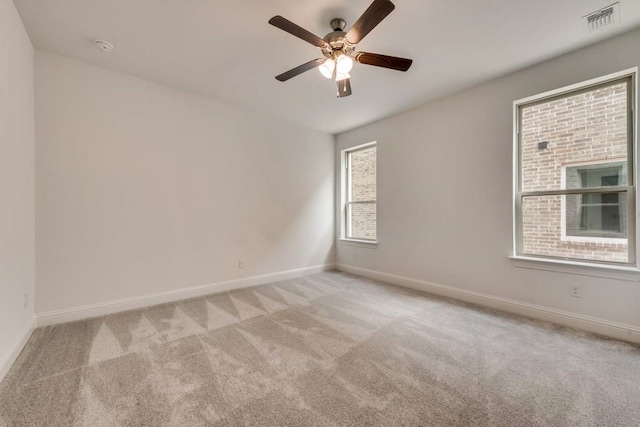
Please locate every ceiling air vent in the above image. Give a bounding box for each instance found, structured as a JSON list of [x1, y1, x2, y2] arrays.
[[585, 3, 620, 32]]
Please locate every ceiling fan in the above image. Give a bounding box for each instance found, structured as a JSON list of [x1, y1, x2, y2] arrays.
[[269, 0, 413, 98]]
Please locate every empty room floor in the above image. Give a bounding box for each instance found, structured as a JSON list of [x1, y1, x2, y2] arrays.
[[1, 271, 639, 426]]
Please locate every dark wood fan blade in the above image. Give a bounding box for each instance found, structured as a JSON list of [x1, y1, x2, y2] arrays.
[[354, 52, 412, 71], [337, 78, 352, 97], [275, 58, 325, 82], [345, 0, 395, 45], [269, 16, 330, 49]]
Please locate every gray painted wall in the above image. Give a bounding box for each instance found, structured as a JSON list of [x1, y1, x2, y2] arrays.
[[35, 51, 335, 314], [0, 0, 35, 378], [336, 28, 640, 334]]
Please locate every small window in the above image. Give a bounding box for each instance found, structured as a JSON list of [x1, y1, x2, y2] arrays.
[[564, 161, 627, 240], [342, 143, 377, 242], [514, 71, 635, 265]]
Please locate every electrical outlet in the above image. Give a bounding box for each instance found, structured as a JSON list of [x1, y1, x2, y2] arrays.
[[569, 285, 582, 298], [24, 292, 28, 308], [238, 259, 245, 269]]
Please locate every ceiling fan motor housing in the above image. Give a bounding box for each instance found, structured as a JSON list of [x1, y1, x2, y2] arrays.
[[322, 19, 354, 58]]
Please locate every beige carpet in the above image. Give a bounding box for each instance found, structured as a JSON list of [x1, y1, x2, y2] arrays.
[[1, 271, 640, 426]]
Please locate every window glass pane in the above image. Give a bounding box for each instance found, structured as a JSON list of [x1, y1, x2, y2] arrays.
[[522, 194, 628, 263], [566, 162, 626, 190], [564, 161, 628, 239], [350, 146, 376, 202], [521, 82, 628, 192], [348, 202, 376, 240], [569, 191, 627, 238]]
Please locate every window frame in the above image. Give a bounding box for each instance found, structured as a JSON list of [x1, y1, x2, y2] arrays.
[[341, 141, 377, 244], [512, 69, 638, 268], [561, 159, 628, 243]]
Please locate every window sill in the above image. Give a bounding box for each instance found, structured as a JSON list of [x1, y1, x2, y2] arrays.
[[560, 236, 627, 244], [339, 238, 378, 248], [509, 255, 640, 282]]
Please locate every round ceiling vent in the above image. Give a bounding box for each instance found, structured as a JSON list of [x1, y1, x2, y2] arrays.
[[94, 40, 114, 52]]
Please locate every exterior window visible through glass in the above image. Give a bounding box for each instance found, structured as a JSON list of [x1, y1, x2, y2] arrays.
[[345, 144, 376, 241], [564, 162, 627, 239], [515, 74, 635, 265]]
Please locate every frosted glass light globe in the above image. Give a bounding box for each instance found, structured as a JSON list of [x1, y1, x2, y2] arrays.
[[319, 58, 335, 79], [336, 54, 354, 74]]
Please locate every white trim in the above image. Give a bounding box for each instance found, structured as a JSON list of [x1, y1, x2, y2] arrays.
[[339, 238, 378, 247], [514, 67, 638, 105], [561, 235, 627, 244], [0, 318, 35, 383], [509, 255, 640, 281], [513, 99, 520, 258], [36, 264, 336, 327], [337, 264, 640, 344]]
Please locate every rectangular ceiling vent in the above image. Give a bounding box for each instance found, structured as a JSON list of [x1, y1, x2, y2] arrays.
[[585, 3, 620, 32]]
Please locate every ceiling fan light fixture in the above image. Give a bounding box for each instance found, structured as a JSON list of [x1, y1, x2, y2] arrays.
[[269, 0, 413, 97], [336, 54, 354, 74], [335, 71, 351, 82], [319, 58, 335, 79]]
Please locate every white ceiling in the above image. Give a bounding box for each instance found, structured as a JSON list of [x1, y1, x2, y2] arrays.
[[14, 0, 640, 134]]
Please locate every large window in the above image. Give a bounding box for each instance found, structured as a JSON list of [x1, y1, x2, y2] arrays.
[[343, 142, 377, 242], [514, 71, 636, 265]]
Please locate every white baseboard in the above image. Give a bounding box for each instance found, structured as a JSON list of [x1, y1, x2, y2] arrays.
[[337, 264, 640, 344], [36, 264, 336, 327], [0, 318, 35, 384]]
